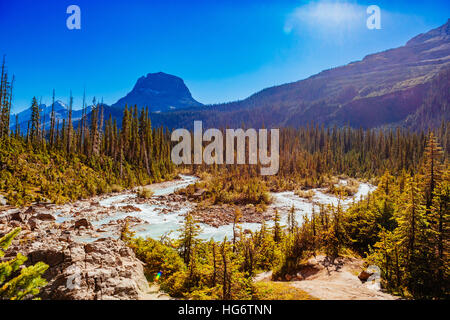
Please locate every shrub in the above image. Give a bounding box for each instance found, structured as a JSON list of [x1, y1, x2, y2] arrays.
[[110, 184, 123, 193], [124, 235, 187, 297], [294, 189, 315, 199], [0, 228, 49, 300], [137, 187, 154, 199]]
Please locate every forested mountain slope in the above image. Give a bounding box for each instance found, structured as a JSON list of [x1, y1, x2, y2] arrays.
[[150, 20, 450, 130]]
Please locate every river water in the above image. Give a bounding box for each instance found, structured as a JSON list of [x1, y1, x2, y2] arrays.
[[81, 175, 375, 242]]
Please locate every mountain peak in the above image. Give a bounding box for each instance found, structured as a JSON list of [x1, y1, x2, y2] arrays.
[[112, 72, 202, 112]]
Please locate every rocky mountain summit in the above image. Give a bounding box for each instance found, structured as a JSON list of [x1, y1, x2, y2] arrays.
[[111, 72, 203, 112]]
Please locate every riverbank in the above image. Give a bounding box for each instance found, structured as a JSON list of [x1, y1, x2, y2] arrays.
[[0, 174, 390, 300], [1, 174, 376, 243]]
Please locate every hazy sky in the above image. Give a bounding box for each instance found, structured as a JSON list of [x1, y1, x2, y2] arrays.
[[1, 0, 449, 112]]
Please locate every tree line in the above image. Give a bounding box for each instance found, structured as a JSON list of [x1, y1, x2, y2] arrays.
[[123, 133, 448, 299], [0, 58, 174, 205]]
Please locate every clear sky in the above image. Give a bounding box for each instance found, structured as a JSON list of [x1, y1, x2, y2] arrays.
[[1, 0, 449, 112]]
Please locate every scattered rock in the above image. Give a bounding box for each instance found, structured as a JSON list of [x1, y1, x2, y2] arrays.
[[193, 188, 206, 198], [25, 206, 36, 214], [295, 272, 304, 281], [11, 210, 33, 223], [9, 220, 22, 228], [358, 270, 373, 282], [35, 213, 56, 221], [28, 218, 41, 231], [121, 205, 142, 213], [74, 218, 92, 229]]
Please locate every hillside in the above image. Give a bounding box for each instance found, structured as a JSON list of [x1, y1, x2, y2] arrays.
[[12, 20, 449, 132], [150, 19, 450, 130]]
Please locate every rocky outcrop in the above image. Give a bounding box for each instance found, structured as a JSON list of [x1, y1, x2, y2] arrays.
[[0, 208, 153, 300], [33, 238, 152, 300], [121, 205, 142, 213]]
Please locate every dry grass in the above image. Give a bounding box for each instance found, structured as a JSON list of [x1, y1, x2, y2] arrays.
[[110, 184, 123, 193], [252, 282, 319, 300], [326, 178, 360, 197], [294, 189, 315, 199], [137, 187, 154, 199]]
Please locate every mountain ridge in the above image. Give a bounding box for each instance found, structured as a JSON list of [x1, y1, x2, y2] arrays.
[[148, 19, 450, 130], [12, 20, 450, 132]]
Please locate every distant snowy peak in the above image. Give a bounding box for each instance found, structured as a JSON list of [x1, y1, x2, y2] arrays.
[[11, 100, 93, 132]]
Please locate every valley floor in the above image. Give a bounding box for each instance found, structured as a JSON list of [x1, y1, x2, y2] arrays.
[[1, 175, 395, 300]]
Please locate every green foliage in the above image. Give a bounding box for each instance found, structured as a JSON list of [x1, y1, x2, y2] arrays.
[[0, 228, 49, 300], [179, 172, 272, 207], [136, 186, 154, 199], [0, 113, 175, 206], [352, 134, 449, 299]]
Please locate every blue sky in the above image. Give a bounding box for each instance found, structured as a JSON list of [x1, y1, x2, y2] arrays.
[[1, 0, 449, 112]]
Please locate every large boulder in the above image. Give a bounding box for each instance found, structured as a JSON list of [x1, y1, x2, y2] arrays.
[[358, 270, 373, 282], [10, 208, 34, 223], [35, 213, 56, 221], [74, 218, 92, 229], [17, 236, 153, 300]]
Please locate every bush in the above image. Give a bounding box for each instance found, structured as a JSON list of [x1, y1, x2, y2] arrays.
[[110, 184, 123, 193], [294, 189, 315, 199], [326, 179, 360, 197], [124, 236, 187, 297], [137, 187, 154, 199], [0, 228, 49, 300]]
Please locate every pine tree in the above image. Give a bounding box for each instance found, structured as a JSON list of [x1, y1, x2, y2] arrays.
[[423, 132, 443, 211], [0, 228, 49, 300], [66, 92, 73, 154], [49, 89, 56, 147], [394, 175, 428, 295], [232, 207, 242, 251], [287, 205, 297, 234], [220, 238, 231, 300], [178, 213, 201, 265], [30, 97, 40, 145], [273, 209, 282, 243], [429, 166, 449, 296]]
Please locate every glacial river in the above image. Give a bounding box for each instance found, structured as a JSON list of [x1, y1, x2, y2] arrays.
[[82, 175, 376, 242]]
